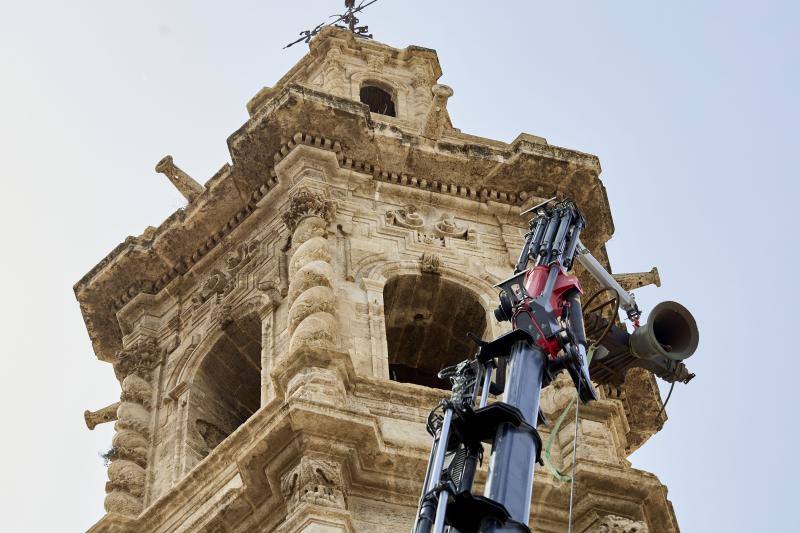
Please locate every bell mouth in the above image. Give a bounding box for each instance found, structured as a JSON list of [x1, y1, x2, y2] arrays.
[[649, 301, 699, 360]]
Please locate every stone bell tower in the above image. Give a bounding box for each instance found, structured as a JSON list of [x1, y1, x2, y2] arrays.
[[77, 27, 679, 532]]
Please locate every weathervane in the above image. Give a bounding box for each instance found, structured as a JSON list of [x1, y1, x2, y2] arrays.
[[284, 0, 379, 49]]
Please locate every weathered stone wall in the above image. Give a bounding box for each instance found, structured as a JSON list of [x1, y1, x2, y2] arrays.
[[78, 26, 678, 533]]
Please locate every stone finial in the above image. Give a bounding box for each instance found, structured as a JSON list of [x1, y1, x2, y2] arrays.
[[155, 155, 205, 202], [84, 402, 120, 430], [612, 267, 661, 291], [421, 84, 454, 140]]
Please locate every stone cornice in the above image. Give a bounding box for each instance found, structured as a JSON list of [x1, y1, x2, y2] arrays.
[[76, 128, 609, 364], [75, 31, 613, 365]]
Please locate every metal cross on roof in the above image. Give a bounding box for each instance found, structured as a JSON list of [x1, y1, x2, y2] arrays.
[[284, 0, 380, 49]]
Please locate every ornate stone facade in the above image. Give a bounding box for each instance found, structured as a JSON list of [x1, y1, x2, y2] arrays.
[[76, 27, 679, 532]]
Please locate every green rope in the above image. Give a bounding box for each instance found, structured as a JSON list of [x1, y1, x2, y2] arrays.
[[542, 345, 596, 483]]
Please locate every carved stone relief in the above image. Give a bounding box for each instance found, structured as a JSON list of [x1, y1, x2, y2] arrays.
[[322, 47, 346, 93], [209, 303, 233, 331], [366, 53, 386, 72], [420, 252, 441, 275], [282, 189, 337, 232], [386, 205, 425, 229], [114, 336, 161, 381], [192, 239, 262, 307], [196, 419, 227, 452], [280, 457, 347, 512], [385, 204, 475, 245], [192, 269, 232, 306], [587, 515, 649, 533]]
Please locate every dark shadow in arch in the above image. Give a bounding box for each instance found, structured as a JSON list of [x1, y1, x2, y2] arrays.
[[384, 274, 487, 389], [188, 312, 261, 461], [360, 84, 396, 117]]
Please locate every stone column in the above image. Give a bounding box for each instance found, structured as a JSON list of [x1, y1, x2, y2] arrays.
[[260, 307, 275, 405], [282, 189, 339, 366], [104, 336, 160, 517], [276, 189, 355, 531], [361, 277, 389, 380]]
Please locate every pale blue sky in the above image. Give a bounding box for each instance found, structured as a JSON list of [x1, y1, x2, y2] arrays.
[[0, 1, 797, 531]]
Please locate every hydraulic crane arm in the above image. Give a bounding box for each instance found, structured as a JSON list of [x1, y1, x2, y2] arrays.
[[573, 240, 641, 322]]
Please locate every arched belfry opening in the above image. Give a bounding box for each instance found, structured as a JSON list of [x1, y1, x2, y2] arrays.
[[188, 312, 262, 461], [384, 274, 487, 389], [360, 84, 396, 116]]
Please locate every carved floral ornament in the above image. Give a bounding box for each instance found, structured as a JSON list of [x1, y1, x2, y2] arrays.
[[279, 456, 346, 512], [281, 189, 337, 232], [420, 252, 441, 275], [386, 204, 475, 243], [411, 63, 430, 89], [192, 239, 262, 307], [114, 336, 160, 380], [366, 53, 386, 72]]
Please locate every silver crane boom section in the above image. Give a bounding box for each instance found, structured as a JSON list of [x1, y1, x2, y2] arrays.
[[574, 240, 641, 321]]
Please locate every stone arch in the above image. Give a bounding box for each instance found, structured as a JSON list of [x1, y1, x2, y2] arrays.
[[168, 295, 272, 392], [358, 259, 505, 389], [384, 274, 487, 388], [349, 72, 410, 119], [359, 258, 502, 314], [180, 303, 265, 467], [359, 82, 396, 117]]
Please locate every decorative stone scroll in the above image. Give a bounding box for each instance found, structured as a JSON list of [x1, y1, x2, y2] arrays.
[[385, 205, 425, 229], [386, 204, 475, 244], [433, 214, 474, 240]]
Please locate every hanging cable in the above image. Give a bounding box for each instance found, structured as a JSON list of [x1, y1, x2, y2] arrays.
[[567, 378, 581, 533], [655, 381, 676, 426]]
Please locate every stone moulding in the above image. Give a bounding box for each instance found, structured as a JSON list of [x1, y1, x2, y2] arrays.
[[75, 20, 612, 366], [79, 126, 595, 363], [79, 27, 677, 533], [79, 73, 610, 361]]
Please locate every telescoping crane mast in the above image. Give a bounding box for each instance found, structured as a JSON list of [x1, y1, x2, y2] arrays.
[[413, 198, 699, 533]]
